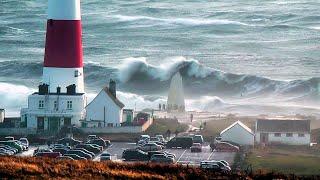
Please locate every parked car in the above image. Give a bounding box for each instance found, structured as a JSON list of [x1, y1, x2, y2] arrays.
[[149, 137, 164, 146], [156, 135, 166, 143], [139, 135, 150, 142], [15, 140, 27, 151], [57, 156, 74, 160], [138, 143, 162, 152], [76, 144, 101, 154], [166, 137, 193, 149], [57, 137, 82, 146], [34, 148, 53, 156], [74, 148, 95, 157], [122, 149, 149, 161], [87, 135, 97, 141], [0, 141, 23, 153], [200, 160, 231, 173], [66, 150, 92, 160], [219, 160, 230, 167], [88, 138, 107, 148], [100, 152, 111, 161], [53, 148, 68, 156], [150, 154, 174, 164], [190, 143, 202, 152], [19, 138, 29, 150], [0, 148, 14, 155], [136, 139, 147, 146], [4, 137, 14, 141], [147, 151, 175, 159], [35, 152, 61, 158], [0, 145, 18, 154], [215, 142, 239, 152], [193, 135, 204, 144], [63, 154, 87, 160]]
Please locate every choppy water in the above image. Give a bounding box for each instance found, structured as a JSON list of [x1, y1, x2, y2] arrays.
[[0, 0, 320, 116]]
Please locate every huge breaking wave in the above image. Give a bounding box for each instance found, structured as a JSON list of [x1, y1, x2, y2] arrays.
[[0, 57, 319, 102]]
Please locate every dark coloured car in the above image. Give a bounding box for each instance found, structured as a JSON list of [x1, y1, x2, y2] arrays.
[[122, 149, 149, 161], [0, 141, 23, 153], [66, 150, 92, 160], [166, 137, 193, 149], [53, 148, 68, 155], [88, 139, 106, 148], [63, 154, 87, 160], [57, 137, 82, 146], [193, 135, 204, 144], [215, 142, 239, 152], [76, 144, 101, 154], [74, 148, 95, 157]]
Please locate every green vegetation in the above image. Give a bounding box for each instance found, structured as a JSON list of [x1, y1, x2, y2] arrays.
[[145, 118, 188, 136], [244, 146, 320, 175]]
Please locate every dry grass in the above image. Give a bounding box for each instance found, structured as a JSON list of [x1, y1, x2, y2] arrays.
[[0, 157, 319, 179]]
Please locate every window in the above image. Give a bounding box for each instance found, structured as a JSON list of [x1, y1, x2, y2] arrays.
[[274, 133, 281, 137], [54, 101, 58, 110], [67, 101, 72, 110], [107, 123, 113, 127], [38, 100, 44, 109], [298, 133, 305, 137], [286, 133, 293, 137]]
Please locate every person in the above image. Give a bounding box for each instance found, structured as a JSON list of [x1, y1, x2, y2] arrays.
[[166, 129, 171, 139], [175, 130, 179, 137], [210, 142, 216, 152]]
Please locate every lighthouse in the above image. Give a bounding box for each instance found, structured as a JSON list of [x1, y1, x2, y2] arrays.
[[20, 0, 87, 132], [43, 0, 84, 93]]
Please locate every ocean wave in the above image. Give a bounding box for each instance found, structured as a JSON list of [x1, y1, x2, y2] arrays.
[[0, 59, 319, 99], [107, 14, 249, 27]]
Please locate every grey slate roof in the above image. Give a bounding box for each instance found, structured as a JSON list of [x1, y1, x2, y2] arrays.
[[103, 87, 125, 108], [256, 119, 310, 132]]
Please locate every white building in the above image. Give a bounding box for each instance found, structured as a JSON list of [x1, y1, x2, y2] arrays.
[[220, 121, 254, 146], [255, 119, 311, 145], [21, 85, 86, 132], [84, 80, 124, 128], [167, 72, 185, 112]]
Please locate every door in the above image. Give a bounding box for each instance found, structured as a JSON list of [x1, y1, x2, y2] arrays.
[[260, 133, 269, 143], [64, 118, 71, 126], [48, 117, 60, 132], [37, 117, 44, 130]]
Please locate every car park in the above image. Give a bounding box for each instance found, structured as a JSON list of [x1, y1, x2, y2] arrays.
[[34, 148, 52, 156], [66, 150, 92, 160], [215, 142, 239, 152], [15, 140, 27, 151], [156, 135, 165, 143], [150, 154, 174, 164], [200, 160, 231, 173], [190, 143, 202, 152], [53, 148, 69, 156], [139, 135, 150, 142], [122, 149, 149, 161], [100, 153, 111, 161], [138, 143, 162, 152], [0, 148, 14, 155], [166, 137, 193, 149], [57, 156, 74, 160], [149, 137, 164, 146], [63, 154, 87, 160], [19, 138, 29, 150], [193, 135, 204, 144]]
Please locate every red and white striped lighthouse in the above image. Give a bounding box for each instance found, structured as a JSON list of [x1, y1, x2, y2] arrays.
[[43, 0, 84, 93]]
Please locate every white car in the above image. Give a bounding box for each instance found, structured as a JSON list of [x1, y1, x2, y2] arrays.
[[138, 143, 162, 152], [100, 152, 111, 161], [19, 138, 29, 150]]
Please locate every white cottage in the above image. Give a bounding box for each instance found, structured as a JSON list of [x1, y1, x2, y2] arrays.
[[83, 80, 124, 128], [255, 119, 311, 145], [220, 121, 254, 146]]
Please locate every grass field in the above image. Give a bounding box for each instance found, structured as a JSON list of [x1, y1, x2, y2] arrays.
[[145, 118, 189, 136], [244, 145, 320, 175]]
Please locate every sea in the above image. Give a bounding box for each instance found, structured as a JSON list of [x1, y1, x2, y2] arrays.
[[0, 0, 320, 116]]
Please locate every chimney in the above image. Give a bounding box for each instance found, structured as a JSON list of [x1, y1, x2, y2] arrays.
[[39, 84, 49, 95], [109, 79, 116, 98], [57, 87, 61, 94], [66, 84, 76, 95]]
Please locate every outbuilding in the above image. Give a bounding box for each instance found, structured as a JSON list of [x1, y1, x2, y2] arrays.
[[220, 121, 254, 146], [84, 80, 124, 128], [255, 119, 310, 145]]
